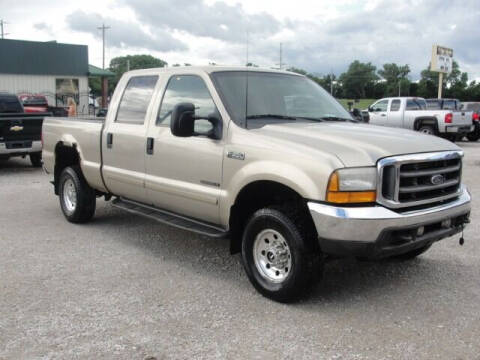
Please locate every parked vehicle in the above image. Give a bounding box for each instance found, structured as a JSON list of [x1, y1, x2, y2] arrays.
[[18, 94, 69, 117], [42, 67, 471, 302], [368, 97, 473, 140], [426, 98, 462, 111], [461, 102, 480, 141], [0, 93, 48, 167]]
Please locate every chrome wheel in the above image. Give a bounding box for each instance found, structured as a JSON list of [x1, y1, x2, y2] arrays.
[[253, 229, 292, 283], [63, 178, 77, 213], [420, 127, 433, 135]]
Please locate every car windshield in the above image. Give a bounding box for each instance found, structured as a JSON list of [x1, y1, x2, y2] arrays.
[[211, 71, 352, 128]]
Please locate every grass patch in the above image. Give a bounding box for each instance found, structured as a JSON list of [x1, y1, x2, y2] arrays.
[[337, 99, 376, 110]]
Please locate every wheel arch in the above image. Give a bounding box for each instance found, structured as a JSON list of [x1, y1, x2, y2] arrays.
[[414, 116, 439, 133]]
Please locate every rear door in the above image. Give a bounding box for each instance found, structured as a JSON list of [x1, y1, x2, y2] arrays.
[[386, 99, 402, 127], [369, 99, 389, 125], [101, 75, 159, 203]]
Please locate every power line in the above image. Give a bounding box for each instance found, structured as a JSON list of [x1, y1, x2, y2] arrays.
[[97, 23, 110, 69]]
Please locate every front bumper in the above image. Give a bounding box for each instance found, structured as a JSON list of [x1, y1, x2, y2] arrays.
[[308, 186, 471, 259], [0, 140, 42, 156]]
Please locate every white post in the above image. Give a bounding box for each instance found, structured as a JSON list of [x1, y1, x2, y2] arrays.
[[438, 72, 443, 99]]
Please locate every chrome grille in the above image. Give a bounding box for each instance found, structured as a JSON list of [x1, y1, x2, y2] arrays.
[[377, 151, 463, 209]]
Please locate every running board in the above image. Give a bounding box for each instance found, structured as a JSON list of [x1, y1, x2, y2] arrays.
[[111, 198, 229, 238]]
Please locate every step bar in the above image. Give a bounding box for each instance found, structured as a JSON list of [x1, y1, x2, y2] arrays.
[[111, 198, 229, 238]]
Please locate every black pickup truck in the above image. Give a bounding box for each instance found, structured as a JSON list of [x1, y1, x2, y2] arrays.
[[0, 93, 49, 167]]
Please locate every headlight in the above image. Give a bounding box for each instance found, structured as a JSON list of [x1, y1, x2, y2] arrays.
[[326, 167, 377, 204]]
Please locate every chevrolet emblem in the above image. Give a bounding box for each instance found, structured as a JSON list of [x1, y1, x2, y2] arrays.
[[10, 125, 24, 132]]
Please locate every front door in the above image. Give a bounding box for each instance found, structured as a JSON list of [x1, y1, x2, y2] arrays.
[[369, 99, 389, 126], [102, 75, 158, 203], [145, 74, 224, 224]]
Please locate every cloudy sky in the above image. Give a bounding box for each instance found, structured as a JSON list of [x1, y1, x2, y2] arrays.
[[1, 0, 479, 80]]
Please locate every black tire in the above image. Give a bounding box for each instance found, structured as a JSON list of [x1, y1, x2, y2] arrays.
[[392, 243, 432, 261], [30, 152, 42, 167], [241, 207, 322, 303], [59, 165, 96, 223], [418, 125, 435, 136], [467, 132, 480, 142]]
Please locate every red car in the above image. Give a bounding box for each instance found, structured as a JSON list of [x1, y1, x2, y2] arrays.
[[18, 94, 49, 113]]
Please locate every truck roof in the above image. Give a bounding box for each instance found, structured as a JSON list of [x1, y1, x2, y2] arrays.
[[124, 66, 303, 77]]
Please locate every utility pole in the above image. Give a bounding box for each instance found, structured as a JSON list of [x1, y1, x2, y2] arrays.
[[97, 23, 110, 69], [246, 29, 249, 66], [126, 59, 130, 72], [0, 20, 9, 39], [438, 72, 443, 98], [398, 81, 401, 96], [279, 43, 283, 70]]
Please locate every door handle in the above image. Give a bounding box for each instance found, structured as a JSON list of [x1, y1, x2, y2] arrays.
[[381, 114, 386, 117], [106, 133, 113, 148], [146, 137, 154, 155]]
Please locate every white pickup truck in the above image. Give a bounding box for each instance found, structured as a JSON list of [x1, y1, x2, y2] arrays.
[[42, 67, 471, 302], [368, 97, 473, 140]]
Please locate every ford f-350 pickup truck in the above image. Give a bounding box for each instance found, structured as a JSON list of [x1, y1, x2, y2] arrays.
[[42, 67, 471, 302], [368, 97, 473, 141]]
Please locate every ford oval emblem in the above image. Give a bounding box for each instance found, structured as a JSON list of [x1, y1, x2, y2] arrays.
[[431, 174, 445, 185]]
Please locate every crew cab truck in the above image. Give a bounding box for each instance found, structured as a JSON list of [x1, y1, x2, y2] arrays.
[[42, 67, 471, 302], [0, 93, 46, 167], [368, 97, 473, 140]]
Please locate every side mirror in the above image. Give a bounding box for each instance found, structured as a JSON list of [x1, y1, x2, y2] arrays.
[[352, 108, 361, 117], [171, 102, 223, 140], [171, 102, 195, 137]]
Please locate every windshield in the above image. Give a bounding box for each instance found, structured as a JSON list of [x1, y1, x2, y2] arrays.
[[211, 71, 352, 128]]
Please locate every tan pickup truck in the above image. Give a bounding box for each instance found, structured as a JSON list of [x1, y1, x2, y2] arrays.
[[42, 66, 471, 302]]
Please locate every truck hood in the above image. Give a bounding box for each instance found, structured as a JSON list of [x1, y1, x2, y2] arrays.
[[253, 122, 460, 167]]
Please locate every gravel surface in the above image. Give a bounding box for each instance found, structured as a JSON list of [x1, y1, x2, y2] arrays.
[[1, 143, 479, 360]]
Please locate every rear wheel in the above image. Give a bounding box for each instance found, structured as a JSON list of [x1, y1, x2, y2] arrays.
[[241, 207, 322, 303], [59, 166, 96, 223], [418, 125, 435, 135], [30, 152, 42, 167], [467, 132, 480, 142]]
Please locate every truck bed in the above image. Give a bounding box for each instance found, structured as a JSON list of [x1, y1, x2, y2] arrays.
[[42, 116, 107, 192]]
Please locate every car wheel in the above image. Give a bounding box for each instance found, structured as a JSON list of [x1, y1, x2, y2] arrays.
[[467, 132, 480, 142], [418, 125, 435, 135], [30, 152, 42, 167], [241, 207, 322, 303], [59, 165, 96, 223], [391, 243, 432, 261]]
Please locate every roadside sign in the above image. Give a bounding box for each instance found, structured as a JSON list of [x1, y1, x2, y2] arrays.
[[430, 45, 453, 74]]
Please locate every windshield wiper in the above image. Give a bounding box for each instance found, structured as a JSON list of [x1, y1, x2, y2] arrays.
[[246, 114, 298, 120], [319, 116, 354, 122]]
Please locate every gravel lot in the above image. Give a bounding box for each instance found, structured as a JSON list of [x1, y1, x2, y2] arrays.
[[1, 142, 479, 360]]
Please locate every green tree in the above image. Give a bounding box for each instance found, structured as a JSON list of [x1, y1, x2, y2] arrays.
[[109, 54, 168, 90], [417, 60, 467, 99], [378, 63, 410, 96], [339, 61, 379, 98]]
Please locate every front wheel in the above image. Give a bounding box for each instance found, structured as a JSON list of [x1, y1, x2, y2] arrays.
[[59, 166, 96, 223], [241, 207, 321, 303]]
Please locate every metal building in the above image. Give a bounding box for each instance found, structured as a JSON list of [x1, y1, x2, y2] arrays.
[[0, 39, 91, 113]]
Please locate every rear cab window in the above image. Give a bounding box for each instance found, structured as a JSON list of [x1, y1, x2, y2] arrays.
[[426, 100, 440, 110], [406, 99, 426, 111], [116, 76, 158, 124]]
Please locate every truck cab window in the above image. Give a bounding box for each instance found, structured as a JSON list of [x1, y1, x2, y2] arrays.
[[390, 99, 401, 111], [116, 76, 158, 124], [406, 99, 426, 111], [157, 75, 218, 127], [372, 100, 388, 112]]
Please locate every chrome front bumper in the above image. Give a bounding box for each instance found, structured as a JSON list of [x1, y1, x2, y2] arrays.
[[308, 186, 471, 257]]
